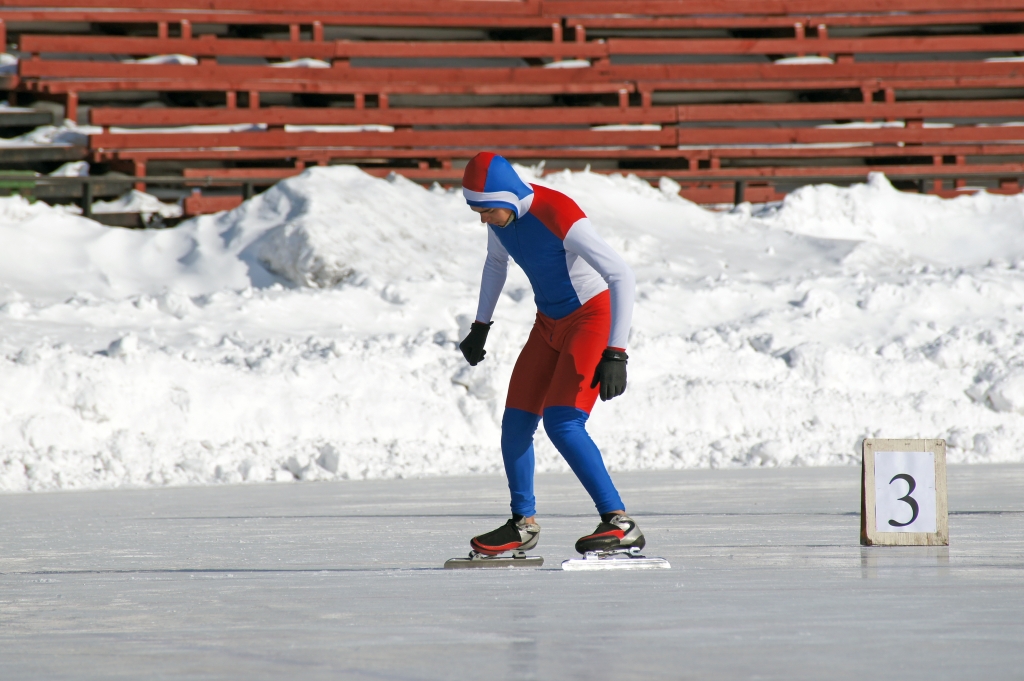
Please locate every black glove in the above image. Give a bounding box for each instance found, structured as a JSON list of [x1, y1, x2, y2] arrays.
[[591, 348, 628, 401], [459, 321, 492, 366]]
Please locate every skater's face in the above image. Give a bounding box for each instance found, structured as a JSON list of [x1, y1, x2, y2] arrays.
[[471, 206, 514, 227]]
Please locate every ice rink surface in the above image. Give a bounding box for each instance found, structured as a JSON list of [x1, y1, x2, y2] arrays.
[[1, 465, 1022, 680]]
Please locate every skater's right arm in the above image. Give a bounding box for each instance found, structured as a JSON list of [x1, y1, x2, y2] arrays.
[[474, 227, 509, 324], [460, 228, 509, 366]]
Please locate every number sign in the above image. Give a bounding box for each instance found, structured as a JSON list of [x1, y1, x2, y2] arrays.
[[874, 451, 936, 533], [861, 439, 948, 546]]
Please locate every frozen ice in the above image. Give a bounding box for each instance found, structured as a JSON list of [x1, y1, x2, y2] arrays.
[[0, 466, 1021, 679]]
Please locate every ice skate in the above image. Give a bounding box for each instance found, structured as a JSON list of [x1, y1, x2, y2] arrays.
[[574, 513, 646, 553], [563, 514, 669, 571], [444, 516, 543, 569]]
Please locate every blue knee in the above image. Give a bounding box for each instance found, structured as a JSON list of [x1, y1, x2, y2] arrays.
[[543, 406, 624, 515], [542, 406, 590, 451], [502, 408, 540, 457]]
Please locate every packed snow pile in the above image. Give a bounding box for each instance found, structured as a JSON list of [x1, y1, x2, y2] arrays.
[[91, 190, 183, 219], [0, 121, 99, 147], [1, 165, 1023, 492]]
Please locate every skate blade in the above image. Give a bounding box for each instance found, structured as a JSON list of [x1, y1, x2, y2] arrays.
[[444, 550, 544, 569], [561, 548, 670, 571]]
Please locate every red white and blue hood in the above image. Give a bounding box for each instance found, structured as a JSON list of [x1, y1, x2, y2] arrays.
[[462, 152, 534, 219]]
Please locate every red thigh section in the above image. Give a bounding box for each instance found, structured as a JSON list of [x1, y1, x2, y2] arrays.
[[544, 292, 611, 414], [505, 319, 559, 416]]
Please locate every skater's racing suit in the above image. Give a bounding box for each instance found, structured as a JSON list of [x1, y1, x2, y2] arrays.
[[464, 152, 635, 518]]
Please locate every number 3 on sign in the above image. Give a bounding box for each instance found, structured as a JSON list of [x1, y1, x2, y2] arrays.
[[874, 451, 936, 533], [861, 439, 948, 546], [886, 474, 919, 527]]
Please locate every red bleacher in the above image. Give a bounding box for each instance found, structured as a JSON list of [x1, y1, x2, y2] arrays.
[[2, 0, 1024, 212]]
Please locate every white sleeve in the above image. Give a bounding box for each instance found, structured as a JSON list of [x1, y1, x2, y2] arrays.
[[563, 218, 635, 350], [474, 227, 509, 323]]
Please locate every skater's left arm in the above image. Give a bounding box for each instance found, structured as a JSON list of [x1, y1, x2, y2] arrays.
[[564, 219, 634, 401], [562, 218, 635, 351]]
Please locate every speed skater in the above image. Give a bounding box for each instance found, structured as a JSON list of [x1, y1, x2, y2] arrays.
[[457, 152, 644, 556]]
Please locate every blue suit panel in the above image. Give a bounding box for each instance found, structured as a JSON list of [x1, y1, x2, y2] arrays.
[[490, 213, 583, 321]]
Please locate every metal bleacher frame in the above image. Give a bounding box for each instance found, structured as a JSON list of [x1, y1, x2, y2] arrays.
[[2, 0, 1024, 213]]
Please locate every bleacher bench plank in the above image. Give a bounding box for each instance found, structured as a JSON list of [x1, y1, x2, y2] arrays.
[[182, 193, 244, 215], [569, 11, 1024, 30], [1, 0, 542, 15], [89, 128, 678, 150], [20, 60, 1024, 95], [20, 35, 606, 60], [3, 0, 1019, 14], [1, 11, 555, 28], [17, 60, 626, 83], [90, 106, 678, 127], [543, 0, 1024, 15], [25, 79, 635, 98], [673, 100, 1024, 122], [23, 34, 1024, 62], [87, 100, 1024, 129], [94, 147, 1024, 167], [6, 9, 1022, 31], [85, 125, 1024, 153], [180, 162, 1024, 184], [27, 59, 1024, 83], [606, 35, 1024, 56]]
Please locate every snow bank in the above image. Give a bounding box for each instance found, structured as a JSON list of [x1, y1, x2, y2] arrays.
[[543, 59, 592, 69], [774, 56, 834, 65], [2, 166, 1024, 492], [0, 121, 98, 147], [0, 54, 17, 75], [49, 161, 90, 177], [122, 54, 198, 65], [91, 190, 183, 219], [270, 58, 331, 68]]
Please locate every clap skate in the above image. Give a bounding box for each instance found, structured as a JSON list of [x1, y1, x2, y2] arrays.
[[444, 516, 544, 569], [562, 513, 669, 571], [561, 545, 670, 571], [444, 549, 544, 569]]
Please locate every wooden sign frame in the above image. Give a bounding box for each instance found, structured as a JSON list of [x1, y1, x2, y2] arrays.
[[861, 438, 948, 546]]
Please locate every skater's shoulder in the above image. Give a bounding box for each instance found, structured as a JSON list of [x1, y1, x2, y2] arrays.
[[527, 184, 586, 239]]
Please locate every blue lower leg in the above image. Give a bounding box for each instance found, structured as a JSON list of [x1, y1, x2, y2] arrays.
[[501, 408, 541, 517], [543, 406, 625, 514]]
